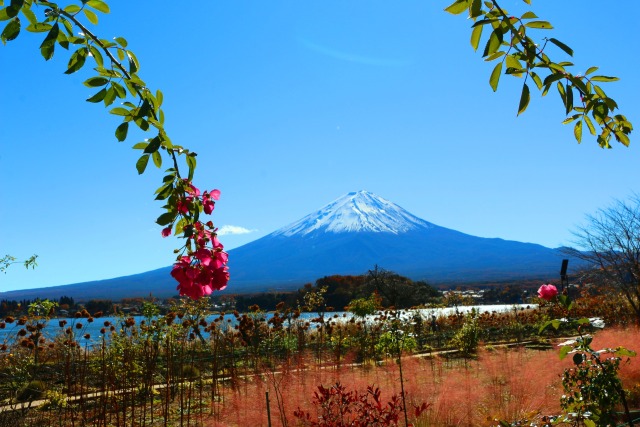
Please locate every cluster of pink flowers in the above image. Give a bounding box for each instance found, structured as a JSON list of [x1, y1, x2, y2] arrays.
[[163, 181, 228, 300], [172, 181, 220, 217], [537, 283, 558, 301]]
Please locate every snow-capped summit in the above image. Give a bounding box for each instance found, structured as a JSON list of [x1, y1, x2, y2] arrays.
[[271, 190, 434, 237]]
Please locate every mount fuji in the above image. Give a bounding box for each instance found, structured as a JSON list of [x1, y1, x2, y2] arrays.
[[0, 191, 567, 301], [227, 190, 565, 291]]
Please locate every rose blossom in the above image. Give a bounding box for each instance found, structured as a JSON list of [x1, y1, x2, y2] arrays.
[[537, 284, 558, 301]]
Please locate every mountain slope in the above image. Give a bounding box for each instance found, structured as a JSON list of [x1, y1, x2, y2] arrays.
[[0, 191, 568, 301]]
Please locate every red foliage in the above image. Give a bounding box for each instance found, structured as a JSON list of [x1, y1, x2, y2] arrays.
[[293, 382, 428, 426]]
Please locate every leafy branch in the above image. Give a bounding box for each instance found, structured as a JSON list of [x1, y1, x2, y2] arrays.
[[445, 0, 633, 148], [1, 0, 228, 297], [0, 254, 38, 273]]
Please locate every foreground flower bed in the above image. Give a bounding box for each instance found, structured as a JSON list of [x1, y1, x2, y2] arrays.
[[0, 295, 638, 426]]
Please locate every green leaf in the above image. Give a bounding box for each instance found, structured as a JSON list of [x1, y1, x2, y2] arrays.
[[530, 71, 543, 90], [614, 347, 637, 358], [114, 36, 127, 47], [127, 50, 139, 73], [593, 103, 609, 124], [86, 88, 106, 103], [561, 114, 580, 124], [539, 319, 555, 333], [489, 61, 502, 92], [484, 51, 505, 62], [470, 24, 482, 51], [174, 217, 187, 235], [186, 154, 197, 181], [550, 319, 561, 330], [136, 154, 150, 175], [115, 122, 129, 142], [524, 21, 553, 29], [103, 86, 116, 106], [83, 8, 98, 25], [25, 22, 51, 33], [583, 419, 596, 427], [39, 22, 59, 60], [156, 211, 175, 227], [568, 76, 588, 96], [482, 29, 502, 57], [64, 47, 87, 74], [517, 83, 530, 115], [110, 107, 130, 116], [152, 151, 162, 168], [86, 0, 110, 13], [559, 345, 572, 360], [88, 45, 103, 67], [112, 81, 127, 98], [155, 183, 174, 200], [63, 4, 81, 14], [56, 29, 69, 50], [0, 16, 20, 43], [574, 120, 582, 142], [585, 66, 598, 75], [20, 5, 36, 25], [444, 0, 469, 15], [616, 131, 630, 147], [156, 90, 164, 107], [565, 84, 573, 115], [469, 0, 481, 18], [593, 84, 606, 99], [143, 136, 161, 154], [548, 37, 573, 56], [83, 76, 109, 87], [591, 75, 619, 82], [505, 55, 521, 70], [583, 115, 596, 136], [520, 11, 537, 19], [542, 72, 564, 87], [132, 142, 148, 150]]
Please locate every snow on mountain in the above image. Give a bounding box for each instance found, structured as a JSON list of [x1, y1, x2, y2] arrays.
[[271, 190, 434, 237]]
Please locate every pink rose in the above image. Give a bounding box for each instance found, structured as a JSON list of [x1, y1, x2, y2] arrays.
[[537, 284, 558, 301]]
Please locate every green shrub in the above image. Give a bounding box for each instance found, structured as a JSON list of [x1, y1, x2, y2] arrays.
[[451, 310, 479, 357]]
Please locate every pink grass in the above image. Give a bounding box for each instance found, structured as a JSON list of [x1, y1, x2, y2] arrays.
[[203, 327, 640, 426]]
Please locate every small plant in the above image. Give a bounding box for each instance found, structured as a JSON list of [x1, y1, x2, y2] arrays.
[[539, 284, 637, 427], [451, 309, 480, 357], [181, 365, 201, 380], [16, 380, 47, 402], [559, 335, 634, 426], [375, 330, 417, 357]]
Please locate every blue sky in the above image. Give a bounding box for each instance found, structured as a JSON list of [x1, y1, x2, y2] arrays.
[[2, 1, 639, 292]]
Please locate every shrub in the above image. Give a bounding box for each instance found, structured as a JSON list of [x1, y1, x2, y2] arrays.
[[451, 309, 479, 357], [16, 380, 47, 402], [293, 382, 428, 427]]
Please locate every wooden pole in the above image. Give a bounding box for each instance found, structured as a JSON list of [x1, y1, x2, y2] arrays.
[[266, 391, 272, 427]]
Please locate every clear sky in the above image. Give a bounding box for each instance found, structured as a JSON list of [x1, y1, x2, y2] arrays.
[[1, 1, 639, 292]]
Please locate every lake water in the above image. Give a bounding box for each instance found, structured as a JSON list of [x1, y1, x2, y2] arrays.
[[0, 304, 536, 347]]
